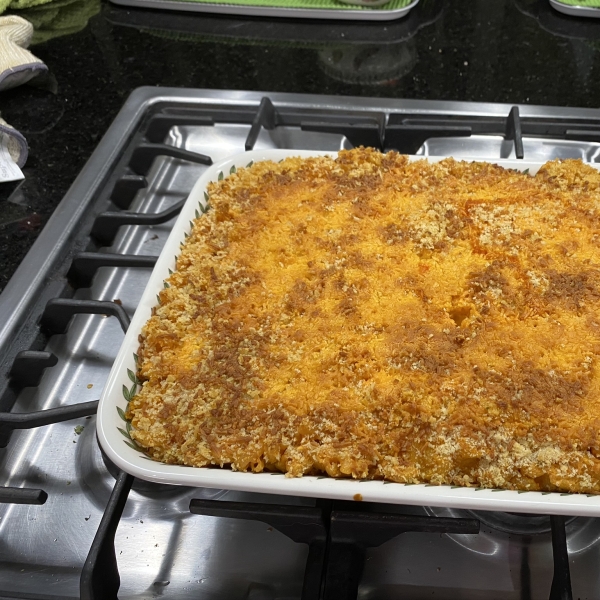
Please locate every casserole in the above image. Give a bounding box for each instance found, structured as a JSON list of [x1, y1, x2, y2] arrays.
[[98, 148, 600, 516]]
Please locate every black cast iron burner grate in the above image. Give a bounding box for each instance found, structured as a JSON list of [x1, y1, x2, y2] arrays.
[[2, 89, 598, 599]]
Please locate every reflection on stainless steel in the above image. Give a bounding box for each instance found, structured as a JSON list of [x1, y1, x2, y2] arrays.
[[3, 90, 600, 598], [418, 134, 600, 161], [413, 505, 600, 599], [318, 42, 417, 85]]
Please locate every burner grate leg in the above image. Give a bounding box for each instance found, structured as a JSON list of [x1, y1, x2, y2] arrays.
[[549, 515, 573, 600], [506, 106, 524, 159], [245, 97, 277, 151], [80, 471, 134, 600]]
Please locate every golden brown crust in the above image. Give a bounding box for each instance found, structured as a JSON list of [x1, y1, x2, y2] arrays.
[[128, 148, 600, 493]]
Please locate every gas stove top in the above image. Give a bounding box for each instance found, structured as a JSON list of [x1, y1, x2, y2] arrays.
[[3, 88, 600, 599]]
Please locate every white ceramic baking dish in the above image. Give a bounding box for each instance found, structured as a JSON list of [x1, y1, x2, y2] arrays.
[[97, 149, 600, 516]]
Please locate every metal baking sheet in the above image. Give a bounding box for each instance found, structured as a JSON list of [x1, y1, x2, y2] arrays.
[[98, 148, 600, 517], [109, 0, 419, 21], [105, 0, 442, 46], [549, 0, 600, 17]]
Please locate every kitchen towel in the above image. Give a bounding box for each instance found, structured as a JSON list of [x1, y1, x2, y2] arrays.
[[0, 15, 46, 90], [23, 0, 100, 45]]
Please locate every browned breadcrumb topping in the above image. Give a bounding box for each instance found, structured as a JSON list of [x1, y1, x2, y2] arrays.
[[128, 147, 600, 494]]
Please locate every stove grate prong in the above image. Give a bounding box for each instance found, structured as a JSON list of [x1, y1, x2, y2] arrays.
[[41, 298, 130, 335], [129, 143, 212, 176], [0, 399, 98, 448], [9, 350, 58, 388], [245, 97, 278, 151], [68, 252, 158, 288], [506, 106, 524, 159], [110, 175, 148, 210], [0, 487, 47, 505], [91, 197, 186, 247], [549, 515, 573, 600]]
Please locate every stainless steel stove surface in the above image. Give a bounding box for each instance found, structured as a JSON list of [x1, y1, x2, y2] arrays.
[[2, 89, 600, 600]]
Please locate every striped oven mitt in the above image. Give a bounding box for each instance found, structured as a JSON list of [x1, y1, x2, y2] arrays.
[[0, 15, 46, 90]]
